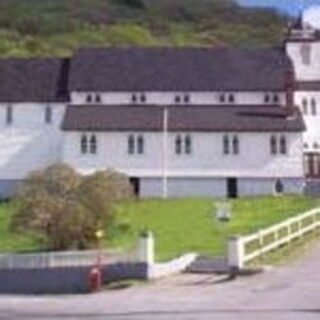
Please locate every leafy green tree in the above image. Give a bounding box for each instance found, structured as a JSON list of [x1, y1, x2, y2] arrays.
[[11, 164, 133, 250]]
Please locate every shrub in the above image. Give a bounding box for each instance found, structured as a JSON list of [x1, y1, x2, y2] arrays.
[[11, 164, 132, 250]]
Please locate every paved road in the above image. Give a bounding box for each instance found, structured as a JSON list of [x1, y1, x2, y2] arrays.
[[0, 242, 320, 320]]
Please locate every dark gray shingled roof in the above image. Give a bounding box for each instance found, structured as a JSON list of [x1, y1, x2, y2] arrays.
[[69, 47, 293, 92], [62, 105, 305, 132], [0, 58, 70, 102], [297, 81, 320, 91]]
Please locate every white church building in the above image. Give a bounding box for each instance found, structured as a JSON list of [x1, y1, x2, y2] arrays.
[[0, 15, 319, 199]]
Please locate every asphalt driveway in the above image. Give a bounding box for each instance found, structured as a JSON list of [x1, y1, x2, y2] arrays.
[[0, 241, 320, 320]]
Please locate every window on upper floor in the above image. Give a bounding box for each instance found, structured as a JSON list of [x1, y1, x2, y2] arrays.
[[80, 134, 97, 154], [232, 135, 239, 155], [174, 94, 191, 104], [81, 134, 88, 154], [175, 95, 181, 104], [184, 94, 190, 104], [273, 94, 279, 104], [264, 94, 270, 104], [175, 134, 192, 155], [128, 135, 135, 154], [228, 94, 235, 104], [219, 93, 226, 104], [314, 142, 319, 150], [302, 98, 308, 114], [270, 135, 277, 155], [86, 94, 93, 103], [95, 94, 101, 104], [304, 143, 309, 150], [131, 94, 138, 104], [140, 93, 146, 103], [175, 135, 182, 154], [90, 135, 97, 154], [280, 135, 287, 155], [223, 135, 230, 155], [185, 135, 192, 154], [45, 105, 52, 124], [128, 134, 145, 155], [223, 135, 240, 155], [6, 105, 12, 125], [137, 135, 144, 154], [300, 43, 312, 66], [271, 135, 287, 155], [311, 98, 317, 115]]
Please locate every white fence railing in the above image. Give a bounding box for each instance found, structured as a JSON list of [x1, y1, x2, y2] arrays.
[[0, 232, 197, 279], [0, 248, 139, 270], [228, 208, 320, 270]]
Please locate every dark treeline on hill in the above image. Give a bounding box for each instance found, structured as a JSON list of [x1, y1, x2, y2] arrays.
[[0, 0, 289, 57]]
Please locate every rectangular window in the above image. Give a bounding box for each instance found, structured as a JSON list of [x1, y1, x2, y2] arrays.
[[223, 135, 230, 155], [128, 135, 145, 155], [45, 105, 52, 124], [6, 105, 12, 125], [137, 135, 144, 154], [128, 135, 135, 155], [175, 134, 192, 155], [185, 135, 192, 154]]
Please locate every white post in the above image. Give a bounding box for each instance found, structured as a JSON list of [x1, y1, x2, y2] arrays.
[[228, 236, 245, 270], [162, 106, 168, 199], [137, 231, 154, 265]]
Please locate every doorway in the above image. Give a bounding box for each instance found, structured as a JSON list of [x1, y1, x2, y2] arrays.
[[129, 177, 140, 197], [227, 178, 238, 198]]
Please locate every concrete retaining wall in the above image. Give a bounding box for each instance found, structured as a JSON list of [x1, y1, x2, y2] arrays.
[[140, 177, 304, 198], [0, 263, 147, 294]]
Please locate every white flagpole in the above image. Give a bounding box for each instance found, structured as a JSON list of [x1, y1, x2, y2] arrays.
[[162, 105, 168, 199]]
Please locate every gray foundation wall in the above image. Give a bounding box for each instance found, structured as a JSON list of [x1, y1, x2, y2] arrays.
[[140, 177, 226, 198], [0, 177, 305, 200], [140, 177, 304, 198], [0, 263, 147, 294], [238, 178, 305, 197]]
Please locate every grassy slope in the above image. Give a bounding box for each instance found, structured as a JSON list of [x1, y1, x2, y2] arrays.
[[109, 196, 319, 261], [0, 203, 43, 253], [0, 196, 318, 260]]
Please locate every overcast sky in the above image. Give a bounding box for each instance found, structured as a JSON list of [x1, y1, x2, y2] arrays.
[[237, 0, 320, 15]]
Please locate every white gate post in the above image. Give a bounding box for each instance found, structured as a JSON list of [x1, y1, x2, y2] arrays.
[[228, 236, 245, 270], [137, 231, 154, 265]]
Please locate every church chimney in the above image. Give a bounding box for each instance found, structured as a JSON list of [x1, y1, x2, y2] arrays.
[[285, 69, 295, 110]]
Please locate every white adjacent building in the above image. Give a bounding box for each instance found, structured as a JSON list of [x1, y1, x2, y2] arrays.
[[0, 16, 320, 199]]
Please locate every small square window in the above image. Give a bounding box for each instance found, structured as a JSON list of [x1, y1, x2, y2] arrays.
[[228, 94, 235, 103], [219, 94, 226, 103], [140, 94, 146, 103], [86, 94, 93, 103], [184, 94, 190, 104], [132, 94, 137, 103]]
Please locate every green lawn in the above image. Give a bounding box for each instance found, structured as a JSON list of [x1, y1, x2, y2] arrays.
[[0, 196, 319, 261], [108, 196, 320, 261], [0, 203, 44, 253]]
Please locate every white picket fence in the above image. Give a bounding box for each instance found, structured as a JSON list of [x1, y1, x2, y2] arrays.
[[0, 232, 197, 279], [228, 208, 320, 270], [0, 248, 138, 270]]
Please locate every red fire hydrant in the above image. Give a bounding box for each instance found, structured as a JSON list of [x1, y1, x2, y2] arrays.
[[88, 267, 102, 292]]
